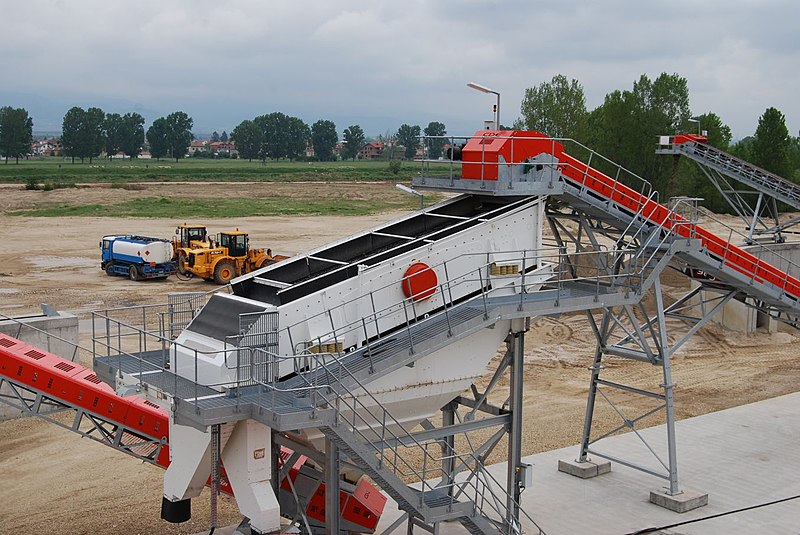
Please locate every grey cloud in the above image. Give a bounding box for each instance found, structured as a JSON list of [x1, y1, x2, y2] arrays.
[[0, 0, 798, 138]]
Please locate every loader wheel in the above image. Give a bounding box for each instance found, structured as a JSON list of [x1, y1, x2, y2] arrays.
[[213, 261, 236, 285], [257, 258, 276, 269], [105, 263, 115, 276], [177, 252, 189, 275], [128, 265, 140, 281]]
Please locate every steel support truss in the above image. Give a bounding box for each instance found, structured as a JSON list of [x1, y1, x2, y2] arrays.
[[693, 162, 792, 244], [269, 324, 548, 535], [0, 375, 165, 464], [367, 322, 546, 535], [547, 203, 737, 495]]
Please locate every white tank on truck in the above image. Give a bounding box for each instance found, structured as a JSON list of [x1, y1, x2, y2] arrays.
[[110, 237, 173, 265], [101, 235, 175, 281]]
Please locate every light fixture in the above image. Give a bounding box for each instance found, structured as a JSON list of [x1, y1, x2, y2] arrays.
[[467, 82, 500, 130], [396, 183, 424, 210]]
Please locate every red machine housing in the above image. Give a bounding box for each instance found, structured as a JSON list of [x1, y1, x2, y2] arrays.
[[672, 133, 708, 145], [461, 130, 558, 181]]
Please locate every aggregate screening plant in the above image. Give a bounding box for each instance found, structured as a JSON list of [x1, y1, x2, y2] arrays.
[[160, 192, 552, 532], [90, 129, 800, 533]]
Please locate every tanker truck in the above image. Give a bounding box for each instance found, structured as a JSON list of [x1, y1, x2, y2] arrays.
[[100, 235, 175, 280]]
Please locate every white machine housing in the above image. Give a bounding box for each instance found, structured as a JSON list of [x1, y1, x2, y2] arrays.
[[171, 195, 548, 425]]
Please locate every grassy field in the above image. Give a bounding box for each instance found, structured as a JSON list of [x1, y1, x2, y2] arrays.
[[9, 194, 433, 218], [1, 158, 450, 218], [0, 157, 424, 184]]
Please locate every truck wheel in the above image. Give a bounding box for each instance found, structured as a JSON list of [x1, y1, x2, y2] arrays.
[[105, 263, 115, 276], [129, 265, 140, 281], [213, 261, 236, 285], [177, 253, 189, 275]]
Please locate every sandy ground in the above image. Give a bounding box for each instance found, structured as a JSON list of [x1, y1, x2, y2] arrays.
[[1, 183, 799, 534]]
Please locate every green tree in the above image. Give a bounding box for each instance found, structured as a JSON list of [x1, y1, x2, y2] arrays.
[[286, 116, 311, 160], [311, 119, 338, 161], [396, 124, 421, 159], [254, 112, 287, 160], [60, 106, 105, 163], [211, 131, 220, 142], [253, 112, 310, 161], [752, 107, 791, 178], [789, 133, 800, 182], [164, 111, 194, 162], [230, 119, 262, 162], [119, 112, 145, 159], [587, 73, 690, 194], [220, 131, 228, 142], [83, 107, 106, 163], [342, 125, 365, 160], [146, 118, 170, 161], [61, 107, 84, 163], [423, 121, 447, 159], [519, 74, 587, 139], [691, 113, 731, 150], [0, 106, 34, 164], [103, 113, 123, 158]]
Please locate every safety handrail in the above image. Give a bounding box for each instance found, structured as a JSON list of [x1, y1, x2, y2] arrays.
[[0, 311, 89, 364], [661, 137, 800, 203], [253, 346, 541, 534], [419, 132, 800, 305], [91, 240, 673, 401]]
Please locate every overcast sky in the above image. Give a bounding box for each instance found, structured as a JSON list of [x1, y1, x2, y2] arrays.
[[2, 0, 798, 140]]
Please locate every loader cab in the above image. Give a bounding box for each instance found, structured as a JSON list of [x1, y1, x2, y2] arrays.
[[219, 231, 249, 258], [176, 225, 208, 248]]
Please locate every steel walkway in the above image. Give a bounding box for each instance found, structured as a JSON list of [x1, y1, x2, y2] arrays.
[[657, 135, 800, 211], [96, 246, 687, 433], [550, 144, 800, 319]]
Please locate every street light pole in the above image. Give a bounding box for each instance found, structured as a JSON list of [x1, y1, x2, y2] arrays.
[[396, 183, 424, 210], [688, 117, 700, 136], [467, 82, 500, 130]]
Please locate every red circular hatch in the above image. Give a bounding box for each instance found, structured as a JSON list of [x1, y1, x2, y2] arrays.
[[402, 262, 437, 302]]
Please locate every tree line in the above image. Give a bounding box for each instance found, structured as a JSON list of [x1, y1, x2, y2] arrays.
[[229, 115, 449, 162], [0, 102, 451, 166], [516, 73, 800, 212], [60, 107, 194, 163]]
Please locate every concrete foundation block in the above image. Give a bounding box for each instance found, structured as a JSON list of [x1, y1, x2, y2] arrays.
[[649, 487, 708, 513], [557, 458, 611, 479]]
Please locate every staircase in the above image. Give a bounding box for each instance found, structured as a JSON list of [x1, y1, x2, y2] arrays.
[[658, 137, 800, 211], [315, 364, 514, 534], [513, 139, 800, 320]]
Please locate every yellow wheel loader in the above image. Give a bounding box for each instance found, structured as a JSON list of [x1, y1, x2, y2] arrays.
[[172, 224, 210, 276], [185, 230, 288, 284]]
